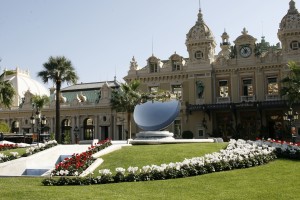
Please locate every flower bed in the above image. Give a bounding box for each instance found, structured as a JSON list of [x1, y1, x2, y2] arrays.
[[22, 140, 58, 157], [0, 144, 18, 151], [256, 139, 300, 160], [0, 140, 58, 163], [0, 152, 19, 163], [42, 139, 277, 186], [50, 139, 112, 177]]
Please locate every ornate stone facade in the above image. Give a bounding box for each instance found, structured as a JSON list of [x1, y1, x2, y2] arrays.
[[124, 1, 300, 140], [0, 77, 126, 142]]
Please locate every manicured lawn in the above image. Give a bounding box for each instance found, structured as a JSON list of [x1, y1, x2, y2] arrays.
[[0, 143, 299, 200], [95, 143, 228, 175], [1, 148, 27, 156]]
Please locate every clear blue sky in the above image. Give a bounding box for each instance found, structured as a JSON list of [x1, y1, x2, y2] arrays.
[[0, 0, 294, 87]]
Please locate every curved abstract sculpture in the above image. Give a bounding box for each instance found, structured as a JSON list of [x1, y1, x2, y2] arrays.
[[132, 99, 180, 143], [134, 99, 180, 131]]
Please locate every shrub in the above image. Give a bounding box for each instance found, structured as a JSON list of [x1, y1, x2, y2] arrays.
[[182, 131, 193, 139]]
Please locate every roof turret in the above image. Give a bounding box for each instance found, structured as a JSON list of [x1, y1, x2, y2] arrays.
[[186, 9, 215, 45]]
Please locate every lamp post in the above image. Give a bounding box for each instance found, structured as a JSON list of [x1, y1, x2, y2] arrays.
[[283, 107, 299, 144], [73, 126, 79, 144], [41, 115, 47, 142], [30, 114, 36, 144], [30, 106, 47, 145]]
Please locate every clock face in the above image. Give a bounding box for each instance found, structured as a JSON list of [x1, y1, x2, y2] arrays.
[[240, 46, 252, 58]]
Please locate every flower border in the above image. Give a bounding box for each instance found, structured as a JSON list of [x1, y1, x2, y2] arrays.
[[0, 140, 58, 163], [42, 139, 287, 186], [50, 139, 112, 177]]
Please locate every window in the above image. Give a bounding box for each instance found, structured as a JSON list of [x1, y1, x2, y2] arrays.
[[267, 77, 278, 95], [174, 120, 181, 138], [194, 50, 203, 59], [84, 118, 94, 140], [172, 85, 182, 98], [86, 118, 93, 125], [198, 129, 204, 137], [290, 41, 299, 50], [150, 62, 158, 73], [219, 80, 229, 97], [242, 79, 253, 96], [172, 61, 181, 71]]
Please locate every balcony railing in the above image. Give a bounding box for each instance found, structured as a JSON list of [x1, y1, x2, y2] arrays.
[[217, 97, 231, 103], [196, 98, 205, 105], [240, 95, 256, 102], [265, 94, 280, 101]]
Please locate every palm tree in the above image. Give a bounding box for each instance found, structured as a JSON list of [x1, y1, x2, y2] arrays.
[[38, 56, 78, 143], [280, 61, 300, 107], [0, 71, 16, 109], [31, 95, 50, 109], [111, 80, 145, 139]]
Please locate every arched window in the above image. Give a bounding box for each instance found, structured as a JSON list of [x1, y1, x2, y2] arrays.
[[83, 118, 94, 140], [61, 119, 71, 143]]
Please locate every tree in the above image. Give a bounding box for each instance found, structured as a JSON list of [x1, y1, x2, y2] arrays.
[[38, 56, 78, 143], [111, 80, 144, 139], [31, 95, 50, 109], [0, 71, 16, 109], [0, 121, 10, 133], [280, 61, 300, 107]]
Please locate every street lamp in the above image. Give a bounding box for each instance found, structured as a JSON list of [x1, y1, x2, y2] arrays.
[[30, 106, 47, 145], [41, 115, 47, 140], [283, 107, 299, 144], [30, 115, 35, 143]]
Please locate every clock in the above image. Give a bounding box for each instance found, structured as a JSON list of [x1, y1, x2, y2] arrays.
[[240, 46, 252, 58]]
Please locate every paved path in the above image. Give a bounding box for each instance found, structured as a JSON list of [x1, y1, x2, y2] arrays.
[[0, 141, 129, 177]]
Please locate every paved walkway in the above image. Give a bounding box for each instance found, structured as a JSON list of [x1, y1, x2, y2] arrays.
[[0, 141, 129, 177]]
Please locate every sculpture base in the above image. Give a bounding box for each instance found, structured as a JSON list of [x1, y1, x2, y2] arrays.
[[135, 131, 175, 140], [131, 131, 175, 144]]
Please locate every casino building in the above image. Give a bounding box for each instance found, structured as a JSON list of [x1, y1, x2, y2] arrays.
[[1, 0, 300, 142], [0, 68, 122, 142], [124, 0, 300, 140]]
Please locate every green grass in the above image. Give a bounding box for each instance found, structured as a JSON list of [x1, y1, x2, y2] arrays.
[[1, 148, 27, 156], [0, 143, 299, 200], [95, 143, 228, 175]]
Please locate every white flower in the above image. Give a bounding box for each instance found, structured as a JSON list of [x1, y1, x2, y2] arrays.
[[127, 166, 138, 174], [141, 165, 151, 173], [10, 152, 19, 157], [99, 169, 112, 176], [59, 170, 69, 176], [94, 139, 279, 180], [115, 167, 125, 174]]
